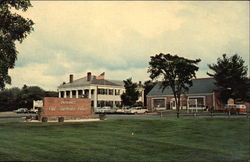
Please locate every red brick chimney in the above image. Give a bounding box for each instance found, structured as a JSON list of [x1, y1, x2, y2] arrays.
[[69, 74, 73, 83], [138, 81, 142, 87], [87, 72, 91, 81]]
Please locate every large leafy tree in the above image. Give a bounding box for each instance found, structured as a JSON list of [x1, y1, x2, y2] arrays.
[[17, 85, 45, 108], [207, 54, 249, 103], [0, 0, 34, 89], [121, 78, 140, 107], [143, 80, 157, 106], [148, 53, 200, 118], [0, 84, 58, 112], [0, 87, 20, 111]]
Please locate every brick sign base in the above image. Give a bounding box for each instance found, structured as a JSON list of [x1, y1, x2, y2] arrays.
[[41, 97, 92, 120]]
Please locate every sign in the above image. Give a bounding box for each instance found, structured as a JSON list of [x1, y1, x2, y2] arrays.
[[227, 98, 234, 104], [42, 97, 92, 117], [33, 100, 43, 108]]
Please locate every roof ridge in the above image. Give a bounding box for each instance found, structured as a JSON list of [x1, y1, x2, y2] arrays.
[[193, 77, 213, 80], [73, 76, 86, 82]]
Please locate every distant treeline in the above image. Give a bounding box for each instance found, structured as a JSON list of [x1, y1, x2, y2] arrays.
[[0, 85, 58, 112]]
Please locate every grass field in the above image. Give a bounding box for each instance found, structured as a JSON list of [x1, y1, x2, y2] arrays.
[[0, 118, 249, 161]]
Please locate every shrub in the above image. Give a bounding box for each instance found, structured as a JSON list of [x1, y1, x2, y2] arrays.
[[58, 117, 64, 122], [42, 117, 48, 122], [99, 113, 106, 120]]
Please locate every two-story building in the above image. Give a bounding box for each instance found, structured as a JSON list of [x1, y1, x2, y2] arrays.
[[58, 72, 144, 108]]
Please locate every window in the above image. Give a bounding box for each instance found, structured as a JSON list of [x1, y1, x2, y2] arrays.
[[66, 91, 70, 98], [115, 89, 120, 95], [97, 88, 102, 94], [109, 89, 113, 95], [106, 101, 113, 107], [115, 101, 121, 107], [188, 97, 205, 108], [60, 91, 64, 98], [72, 90, 76, 98], [78, 90, 83, 96], [153, 99, 165, 108], [97, 100, 114, 107], [104, 89, 107, 95], [98, 88, 108, 95]]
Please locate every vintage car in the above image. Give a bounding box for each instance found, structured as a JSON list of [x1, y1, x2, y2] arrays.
[[95, 106, 112, 113], [129, 107, 148, 114], [14, 108, 29, 113], [224, 104, 247, 114]]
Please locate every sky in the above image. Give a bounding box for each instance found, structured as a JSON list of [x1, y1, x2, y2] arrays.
[[8, 1, 250, 91]]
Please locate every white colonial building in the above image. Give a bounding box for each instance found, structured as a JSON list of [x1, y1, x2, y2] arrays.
[[57, 72, 144, 108]]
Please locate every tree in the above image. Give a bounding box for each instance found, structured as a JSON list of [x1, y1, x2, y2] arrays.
[[0, 87, 21, 111], [45, 91, 58, 97], [0, 0, 34, 89], [121, 78, 140, 107], [143, 80, 157, 106], [0, 84, 59, 112], [207, 54, 249, 103], [17, 85, 45, 109], [148, 53, 200, 118]]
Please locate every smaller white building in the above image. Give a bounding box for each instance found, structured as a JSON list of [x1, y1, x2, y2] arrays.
[[57, 72, 144, 108]]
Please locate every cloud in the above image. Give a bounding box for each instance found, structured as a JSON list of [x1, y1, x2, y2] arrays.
[[8, 63, 59, 89], [8, 1, 249, 90]]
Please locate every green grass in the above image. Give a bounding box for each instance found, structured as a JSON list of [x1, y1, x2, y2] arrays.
[[0, 118, 249, 161]]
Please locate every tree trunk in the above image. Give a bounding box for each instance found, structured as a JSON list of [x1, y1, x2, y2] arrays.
[[174, 96, 180, 118], [176, 95, 180, 118], [176, 103, 180, 118]]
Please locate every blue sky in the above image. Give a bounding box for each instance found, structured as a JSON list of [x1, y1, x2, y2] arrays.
[[8, 1, 249, 90]]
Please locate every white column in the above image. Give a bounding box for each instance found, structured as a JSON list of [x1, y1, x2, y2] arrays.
[[64, 91, 67, 98], [94, 87, 97, 108], [69, 90, 72, 98], [58, 91, 61, 98], [88, 88, 91, 99], [76, 90, 79, 98]]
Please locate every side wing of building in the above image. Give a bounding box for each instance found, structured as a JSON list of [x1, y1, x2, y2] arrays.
[[146, 78, 223, 111]]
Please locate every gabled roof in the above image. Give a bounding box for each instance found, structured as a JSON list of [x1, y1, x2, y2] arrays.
[[58, 76, 124, 89], [147, 78, 216, 96]]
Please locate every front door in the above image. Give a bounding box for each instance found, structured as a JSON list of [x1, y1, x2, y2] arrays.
[[170, 100, 176, 110]]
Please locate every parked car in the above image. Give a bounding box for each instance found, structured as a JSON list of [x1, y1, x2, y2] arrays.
[[96, 106, 111, 113], [116, 108, 125, 114], [130, 107, 148, 114], [224, 104, 246, 114], [124, 108, 132, 114], [29, 108, 39, 114], [14, 108, 29, 113], [155, 107, 166, 111]]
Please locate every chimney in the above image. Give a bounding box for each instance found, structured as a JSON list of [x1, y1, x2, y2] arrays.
[[139, 81, 142, 86], [69, 74, 73, 83], [87, 72, 91, 81]]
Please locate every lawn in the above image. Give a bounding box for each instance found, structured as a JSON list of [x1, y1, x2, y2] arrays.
[[0, 118, 249, 161]]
